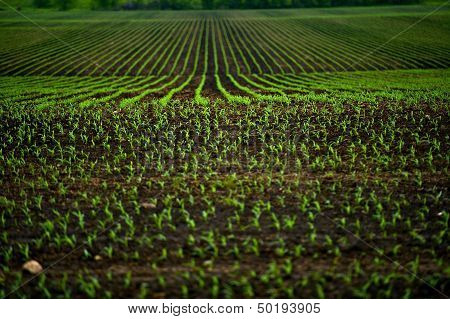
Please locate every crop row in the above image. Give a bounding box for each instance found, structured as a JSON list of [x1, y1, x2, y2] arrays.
[[0, 68, 448, 106]]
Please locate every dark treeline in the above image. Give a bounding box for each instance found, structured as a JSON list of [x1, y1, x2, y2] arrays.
[[32, 0, 423, 11]]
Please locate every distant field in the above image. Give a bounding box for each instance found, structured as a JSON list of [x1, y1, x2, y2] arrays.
[[0, 5, 449, 105], [0, 5, 449, 298]]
